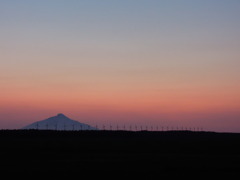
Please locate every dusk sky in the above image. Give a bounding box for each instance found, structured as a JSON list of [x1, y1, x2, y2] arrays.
[[1, 0, 240, 132]]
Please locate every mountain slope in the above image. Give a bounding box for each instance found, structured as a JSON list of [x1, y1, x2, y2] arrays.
[[22, 113, 97, 130]]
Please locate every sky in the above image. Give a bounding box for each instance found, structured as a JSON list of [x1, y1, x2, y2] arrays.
[[1, 0, 240, 132]]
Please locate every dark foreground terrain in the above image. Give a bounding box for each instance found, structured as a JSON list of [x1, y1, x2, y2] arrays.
[[1, 130, 240, 178]]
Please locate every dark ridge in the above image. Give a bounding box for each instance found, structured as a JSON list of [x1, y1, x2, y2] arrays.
[[0, 130, 240, 178]]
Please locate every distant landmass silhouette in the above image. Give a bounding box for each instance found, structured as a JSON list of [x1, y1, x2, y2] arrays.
[[1, 129, 240, 177], [22, 113, 97, 130]]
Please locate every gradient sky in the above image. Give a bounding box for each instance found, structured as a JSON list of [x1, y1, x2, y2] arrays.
[[1, 0, 240, 132]]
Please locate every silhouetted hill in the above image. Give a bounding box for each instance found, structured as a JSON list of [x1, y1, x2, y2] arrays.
[[22, 113, 97, 130], [0, 130, 240, 178]]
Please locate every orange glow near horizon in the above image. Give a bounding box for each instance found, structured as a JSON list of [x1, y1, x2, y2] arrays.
[[1, 87, 240, 132], [1, 83, 239, 113]]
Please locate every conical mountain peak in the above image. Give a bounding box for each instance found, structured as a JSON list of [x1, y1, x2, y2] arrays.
[[57, 113, 67, 118], [22, 113, 98, 130]]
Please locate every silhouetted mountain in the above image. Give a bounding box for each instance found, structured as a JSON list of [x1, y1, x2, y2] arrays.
[[22, 113, 97, 130]]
